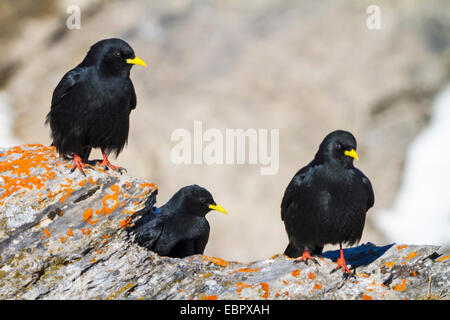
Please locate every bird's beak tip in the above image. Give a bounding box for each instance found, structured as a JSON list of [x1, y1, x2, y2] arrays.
[[209, 204, 228, 215], [126, 56, 147, 67]]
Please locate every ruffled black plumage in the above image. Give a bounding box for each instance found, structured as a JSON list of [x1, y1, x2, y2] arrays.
[[131, 185, 226, 258], [281, 130, 374, 259], [45, 38, 140, 164]]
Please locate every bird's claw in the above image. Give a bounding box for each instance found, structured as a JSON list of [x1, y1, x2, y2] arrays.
[[294, 250, 319, 265], [330, 257, 354, 278], [97, 150, 127, 174], [97, 162, 127, 174], [70, 154, 93, 177]]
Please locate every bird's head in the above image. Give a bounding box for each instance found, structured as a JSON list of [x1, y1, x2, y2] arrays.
[[315, 130, 359, 166], [167, 185, 227, 217], [83, 38, 147, 76]]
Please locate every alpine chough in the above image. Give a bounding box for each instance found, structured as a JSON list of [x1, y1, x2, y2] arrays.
[[281, 130, 374, 274], [45, 38, 147, 175], [131, 185, 227, 258]]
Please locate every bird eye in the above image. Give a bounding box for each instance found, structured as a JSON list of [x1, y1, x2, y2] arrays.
[[336, 143, 343, 150], [114, 51, 121, 57], [199, 197, 207, 203]]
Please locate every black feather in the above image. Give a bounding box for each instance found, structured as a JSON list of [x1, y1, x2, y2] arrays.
[[131, 185, 220, 258], [281, 130, 375, 258], [46, 38, 139, 159]]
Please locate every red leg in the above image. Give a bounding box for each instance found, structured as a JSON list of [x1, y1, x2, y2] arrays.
[[295, 249, 318, 265], [98, 149, 126, 173], [70, 154, 88, 176], [334, 243, 352, 274]]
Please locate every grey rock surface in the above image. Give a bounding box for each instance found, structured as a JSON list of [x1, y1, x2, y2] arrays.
[[0, 145, 448, 300]]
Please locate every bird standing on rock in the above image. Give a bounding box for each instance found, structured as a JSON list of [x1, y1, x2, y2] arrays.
[[281, 130, 374, 274], [46, 38, 147, 175], [131, 185, 227, 258]]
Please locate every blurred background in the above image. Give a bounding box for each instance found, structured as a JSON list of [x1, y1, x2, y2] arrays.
[[1, 0, 449, 262]]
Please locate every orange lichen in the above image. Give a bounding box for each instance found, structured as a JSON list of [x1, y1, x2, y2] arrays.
[[362, 294, 373, 300], [202, 256, 231, 267], [397, 245, 407, 250], [120, 217, 132, 228], [42, 229, 51, 238], [103, 234, 110, 239], [83, 208, 93, 222], [0, 145, 58, 204], [231, 268, 260, 274], [357, 273, 370, 278], [60, 237, 67, 243], [88, 219, 99, 225], [96, 186, 120, 216], [313, 283, 322, 290], [404, 251, 417, 260], [384, 261, 396, 268], [235, 282, 252, 294], [81, 227, 91, 235], [199, 294, 218, 300], [67, 229, 74, 237], [308, 272, 316, 280], [59, 186, 75, 203], [259, 282, 269, 299], [393, 279, 406, 292], [140, 182, 157, 190], [291, 269, 301, 277], [78, 180, 86, 187]]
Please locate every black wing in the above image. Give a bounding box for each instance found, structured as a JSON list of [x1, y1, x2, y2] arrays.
[[351, 167, 375, 211], [281, 161, 314, 221], [50, 68, 85, 109], [132, 214, 165, 250], [129, 79, 136, 112], [362, 175, 375, 211]]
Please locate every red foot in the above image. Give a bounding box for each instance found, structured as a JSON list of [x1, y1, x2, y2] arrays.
[[98, 149, 126, 173], [295, 249, 318, 265], [334, 244, 352, 274], [70, 154, 88, 176]]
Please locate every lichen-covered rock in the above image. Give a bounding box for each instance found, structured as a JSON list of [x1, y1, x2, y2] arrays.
[[0, 145, 448, 300], [0, 144, 157, 298]]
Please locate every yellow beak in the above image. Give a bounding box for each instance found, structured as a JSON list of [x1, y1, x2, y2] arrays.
[[126, 56, 147, 67], [344, 149, 359, 161], [208, 204, 228, 215]]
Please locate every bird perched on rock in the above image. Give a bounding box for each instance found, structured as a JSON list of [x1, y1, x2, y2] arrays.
[[45, 38, 147, 175], [131, 185, 227, 258], [281, 130, 374, 274]]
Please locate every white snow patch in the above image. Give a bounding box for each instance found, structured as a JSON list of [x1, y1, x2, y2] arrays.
[[376, 84, 450, 247]]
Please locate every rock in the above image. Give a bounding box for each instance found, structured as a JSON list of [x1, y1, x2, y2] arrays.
[[0, 145, 448, 300]]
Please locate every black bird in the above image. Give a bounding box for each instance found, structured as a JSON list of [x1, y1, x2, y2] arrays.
[[131, 185, 227, 258], [45, 38, 147, 175], [281, 130, 374, 274]]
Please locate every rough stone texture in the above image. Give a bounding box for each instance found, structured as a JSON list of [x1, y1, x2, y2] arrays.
[[0, 145, 448, 300]]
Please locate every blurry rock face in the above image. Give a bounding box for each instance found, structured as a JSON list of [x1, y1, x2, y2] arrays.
[[1, 0, 450, 261], [0, 145, 448, 300]]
